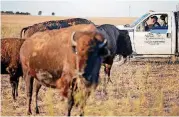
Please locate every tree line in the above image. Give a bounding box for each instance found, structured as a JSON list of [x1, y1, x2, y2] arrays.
[[1, 11, 31, 15], [1, 10, 55, 16], [38, 11, 55, 16]]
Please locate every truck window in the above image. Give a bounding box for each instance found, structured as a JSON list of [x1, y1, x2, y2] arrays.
[[130, 13, 149, 27], [136, 14, 168, 33]]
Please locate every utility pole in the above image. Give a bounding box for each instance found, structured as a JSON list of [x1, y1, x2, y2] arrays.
[[129, 5, 131, 17]]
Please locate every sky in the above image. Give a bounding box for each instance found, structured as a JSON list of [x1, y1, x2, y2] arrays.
[[1, 0, 179, 17]]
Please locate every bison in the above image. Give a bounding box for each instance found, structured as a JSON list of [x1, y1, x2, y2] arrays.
[[20, 24, 110, 116], [1, 38, 25, 100], [20, 18, 94, 38], [97, 24, 132, 83]]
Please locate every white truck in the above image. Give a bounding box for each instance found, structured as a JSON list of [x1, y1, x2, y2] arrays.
[[117, 11, 179, 58]]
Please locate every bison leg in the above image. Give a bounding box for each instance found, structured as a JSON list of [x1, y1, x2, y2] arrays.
[[79, 99, 85, 116], [106, 65, 113, 84], [104, 64, 113, 84], [8, 67, 20, 101], [67, 89, 74, 116], [9, 76, 17, 101], [34, 79, 42, 114], [117, 55, 127, 66], [79, 108, 84, 116], [15, 77, 19, 97], [103, 57, 114, 84], [25, 73, 34, 115], [11, 82, 16, 101]]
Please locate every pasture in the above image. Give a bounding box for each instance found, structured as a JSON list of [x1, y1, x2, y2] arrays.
[[1, 15, 179, 116]]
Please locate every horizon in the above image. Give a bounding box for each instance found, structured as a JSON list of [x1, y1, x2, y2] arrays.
[[1, 0, 179, 17]]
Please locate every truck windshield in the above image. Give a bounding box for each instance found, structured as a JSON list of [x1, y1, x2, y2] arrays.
[[130, 13, 149, 27]]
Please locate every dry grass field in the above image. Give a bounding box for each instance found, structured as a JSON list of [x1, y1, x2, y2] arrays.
[[1, 15, 136, 38], [1, 15, 179, 116]]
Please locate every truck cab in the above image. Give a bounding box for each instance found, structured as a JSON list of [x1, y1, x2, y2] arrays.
[[117, 11, 179, 58]]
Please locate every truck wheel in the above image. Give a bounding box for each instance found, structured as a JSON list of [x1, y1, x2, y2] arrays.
[[169, 55, 179, 64]]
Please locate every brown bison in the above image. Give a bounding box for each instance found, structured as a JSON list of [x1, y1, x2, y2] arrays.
[[20, 18, 94, 38], [20, 24, 110, 116], [1, 38, 25, 100]]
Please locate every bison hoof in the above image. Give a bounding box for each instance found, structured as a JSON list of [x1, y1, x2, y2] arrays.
[[36, 109, 40, 114], [107, 78, 113, 84], [13, 96, 16, 101], [27, 111, 32, 115], [59, 96, 65, 101]]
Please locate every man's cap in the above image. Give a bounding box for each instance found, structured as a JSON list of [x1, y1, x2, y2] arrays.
[[151, 16, 158, 20]]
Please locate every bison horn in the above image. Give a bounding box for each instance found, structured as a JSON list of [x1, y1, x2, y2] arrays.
[[98, 38, 107, 48], [71, 31, 77, 46]]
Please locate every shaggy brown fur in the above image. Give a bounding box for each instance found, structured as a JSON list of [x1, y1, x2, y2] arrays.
[[20, 24, 109, 116], [1, 38, 25, 100]]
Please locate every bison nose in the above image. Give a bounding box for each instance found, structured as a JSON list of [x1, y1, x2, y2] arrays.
[[82, 72, 90, 81], [82, 73, 92, 82]]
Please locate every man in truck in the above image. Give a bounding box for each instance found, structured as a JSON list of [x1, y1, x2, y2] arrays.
[[151, 16, 161, 27], [145, 15, 161, 31], [159, 15, 167, 26]]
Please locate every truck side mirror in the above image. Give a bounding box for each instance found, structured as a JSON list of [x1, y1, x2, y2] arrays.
[[136, 22, 145, 32]]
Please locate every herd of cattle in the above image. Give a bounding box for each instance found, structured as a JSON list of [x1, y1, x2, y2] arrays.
[[1, 18, 132, 116]]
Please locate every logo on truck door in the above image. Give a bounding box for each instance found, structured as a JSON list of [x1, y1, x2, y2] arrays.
[[145, 32, 165, 45]]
